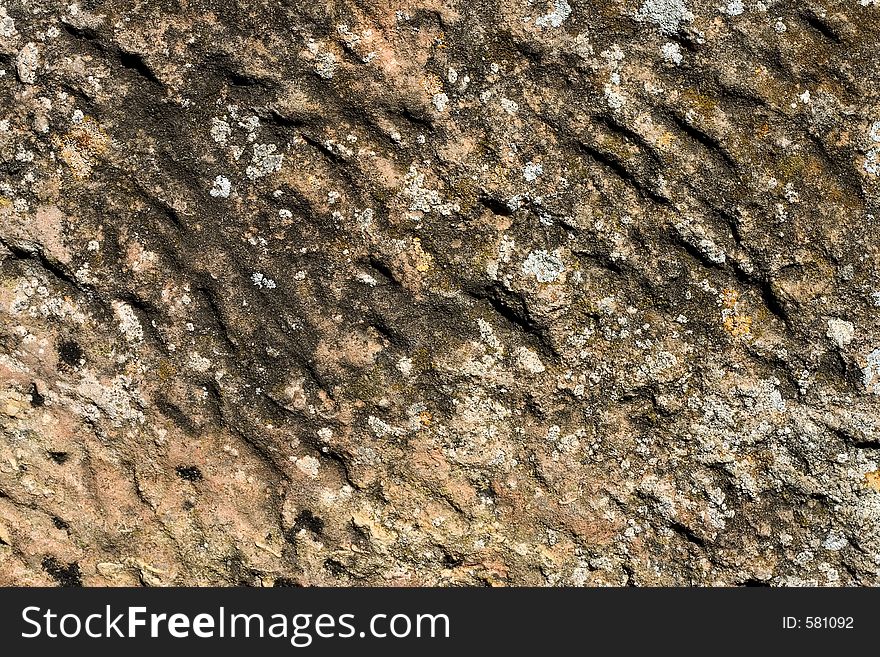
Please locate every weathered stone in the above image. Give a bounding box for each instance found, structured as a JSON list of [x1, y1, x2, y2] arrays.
[[1, 0, 880, 586]]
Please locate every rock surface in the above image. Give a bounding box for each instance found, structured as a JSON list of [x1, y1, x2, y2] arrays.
[[1, 0, 880, 586]]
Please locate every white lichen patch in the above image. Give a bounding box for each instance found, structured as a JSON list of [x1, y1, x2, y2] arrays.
[[721, 0, 744, 16], [870, 121, 880, 143], [246, 143, 283, 179], [210, 117, 232, 144], [602, 43, 625, 64], [368, 415, 404, 437], [315, 51, 337, 79], [70, 373, 145, 426], [600, 44, 627, 109], [293, 455, 320, 478], [15, 42, 39, 84], [396, 357, 414, 376], [251, 272, 276, 289], [534, 0, 572, 28], [660, 42, 683, 65], [238, 115, 260, 141], [865, 149, 880, 176], [485, 234, 516, 281], [112, 300, 144, 342], [823, 531, 848, 551], [188, 352, 212, 373], [639, 350, 679, 382], [826, 318, 854, 348], [9, 276, 87, 322], [209, 175, 231, 198], [516, 347, 546, 374], [0, 5, 16, 37], [522, 249, 565, 283], [604, 83, 626, 109], [401, 165, 459, 215], [500, 98, 519, 115], [674, 220, 727, 264], [523, 161, 543, 182], [635, 0, 694, 34], [354, 207, 374, 229], [477, 318, 504, 354], [697, 238, 726, 264], [863, 348, 880, 395], [432, 92, 449, 112], [336, 23, 362, 49]]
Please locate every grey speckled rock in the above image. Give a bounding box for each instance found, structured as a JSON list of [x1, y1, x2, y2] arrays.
[[1, 0, 880, 586]]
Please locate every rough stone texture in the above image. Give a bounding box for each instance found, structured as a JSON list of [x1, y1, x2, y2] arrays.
[[1, 0, 880, 587]]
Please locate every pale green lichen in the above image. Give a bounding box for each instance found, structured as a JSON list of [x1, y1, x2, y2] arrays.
[[522, 249, 565, 283]]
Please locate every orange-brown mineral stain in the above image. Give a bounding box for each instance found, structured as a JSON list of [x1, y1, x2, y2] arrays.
[[721, 288, 739, 308], [656, 131, 676, 151], [864, 470, 880, 492], [723, 313, 753, 337], [721, 288, 753, 337]]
